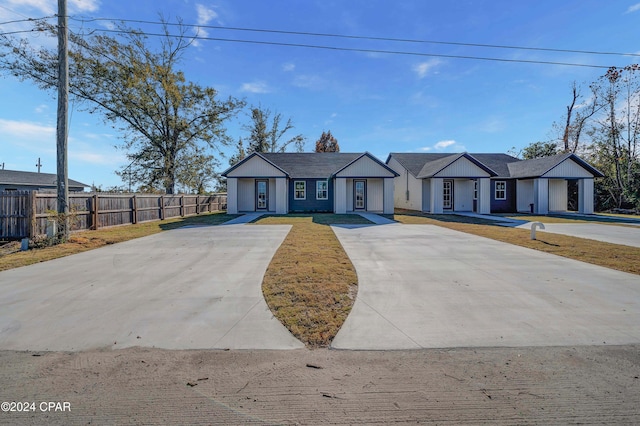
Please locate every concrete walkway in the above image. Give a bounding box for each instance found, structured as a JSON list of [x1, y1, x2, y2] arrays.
[[515, 222, 640, 248], [357, 212, 397, 225], [0, 225, 303, 351], [454, 212, 526, 225], [331, 224, 640, 350], [222, 212, 264, 225]]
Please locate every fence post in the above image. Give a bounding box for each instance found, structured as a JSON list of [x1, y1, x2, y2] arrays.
[[196, 195, 200, 215], [180, 195, 184, 217], [92, 193, 99, 230], [28, 191, 37, 239], [160, 195, 165, 220], [132, 195, 137, 224]]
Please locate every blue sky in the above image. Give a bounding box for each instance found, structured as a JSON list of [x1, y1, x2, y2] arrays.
[[1, 0, 639, 190]]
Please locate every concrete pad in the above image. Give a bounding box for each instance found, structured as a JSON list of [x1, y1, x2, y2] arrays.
[[516, 222, 640, 248], [331, 225, 640, 350], [0, 225, 304, 351]]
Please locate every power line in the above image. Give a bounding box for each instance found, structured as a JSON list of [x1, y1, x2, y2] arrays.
[[87, 27, 615, 69], [69, 16, 640, 59]]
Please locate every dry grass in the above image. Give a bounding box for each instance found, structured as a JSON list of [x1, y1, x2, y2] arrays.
[[394, 210, 640, 275], [0, 212, 237, 272], [256, 214, 370, 347]]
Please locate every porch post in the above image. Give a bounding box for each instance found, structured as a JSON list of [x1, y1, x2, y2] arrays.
[[430, 178, 444, 214], [533, 178, 549, 215], [578, 179, 595, 214], [476, 178, 491, 214], [275, 178, 287, 214], [335, 178, 347, 214], [383, 178, 394, 214], [227, 178, 238, 214]]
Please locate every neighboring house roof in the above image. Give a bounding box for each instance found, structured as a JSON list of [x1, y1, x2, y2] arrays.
[[0, 169, 88, 189], [507, 153, 604, 179], [388, 152, 602, 179], [223, 152, 398, 179]]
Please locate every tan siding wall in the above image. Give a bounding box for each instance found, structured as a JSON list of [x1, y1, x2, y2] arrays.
[[227, 155, 286, 177], [433, 157, 491, 178], [336, 155, 395, 177], [388, 157, 422, 211], [543, 159, 593, 178]]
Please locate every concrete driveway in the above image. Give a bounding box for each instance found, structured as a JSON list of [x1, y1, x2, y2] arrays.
[[0, 225, 304, 351], [515, 222, 640, 248], [331, 224, 640, 350]]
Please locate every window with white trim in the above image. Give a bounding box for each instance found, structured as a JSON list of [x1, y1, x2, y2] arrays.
[[316, 180, 328, 200], [495, 181, 506, 200], [294, 181, 306, 200]]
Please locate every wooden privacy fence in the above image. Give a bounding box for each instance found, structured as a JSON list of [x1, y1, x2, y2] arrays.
[[0, 191, 227, 240]]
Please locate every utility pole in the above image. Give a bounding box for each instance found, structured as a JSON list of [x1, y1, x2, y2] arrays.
[[56, 0, 69, 240], [36, 157, 43, 173]]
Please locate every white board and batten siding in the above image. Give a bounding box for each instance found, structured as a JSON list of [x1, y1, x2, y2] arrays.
[[453, 179, 474, 211], [366, 178, 384, 212], [237, 178, 255, 212], [543, 159, 593, 178], [516, 180, 534, 212], [432, 157, 491, 178], [548, 179, 568, 211], [226, 155, 286, 178]]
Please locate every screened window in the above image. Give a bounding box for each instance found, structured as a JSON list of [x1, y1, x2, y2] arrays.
[[495, 181, 506, 200], [316, 180, 328, 200], [294, 181, 306, 200]]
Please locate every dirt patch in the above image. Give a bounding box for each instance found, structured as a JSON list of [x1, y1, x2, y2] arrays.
[[0, 345, 638, 424]]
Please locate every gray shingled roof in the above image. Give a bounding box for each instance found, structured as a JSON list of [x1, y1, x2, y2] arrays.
[[508, 153, 604, 178], [387, 153, 453, 176], [260, 152, 361, 178], [389, 153, 516, 177], [388, 152, 601, 179], [0, 169, 88, 188]]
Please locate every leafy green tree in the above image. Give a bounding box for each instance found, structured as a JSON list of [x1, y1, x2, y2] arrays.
[[0, 20, 244, 194], [228, 138, 247, 166], [314, 130, 340, 152], [244, 106, 305, 153], [521, 141, 559, 160]]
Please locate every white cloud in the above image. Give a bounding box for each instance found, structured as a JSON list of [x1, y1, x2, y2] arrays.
[[292, 74, 327, 90], [5, 0, 99, 14], [434, 140, 456, 149], [196, 4, 218, 24], [419, 139, 466, 152], [35, 104, 49, 114], [240, 81, 271, 94], [282, 63, 296, 72], [0, 118, 55, 140], [626, 3, 640, 13], [6, 0, 54, 14], [413, 59, 442, 79], [69, 151, 122, 165], [69, 0, 100, 12]]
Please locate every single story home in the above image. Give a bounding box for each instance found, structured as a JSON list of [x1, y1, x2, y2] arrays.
[[386, 152, 604, 215], [222, 152, 398, 214], [0, 169, 88, 192]]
